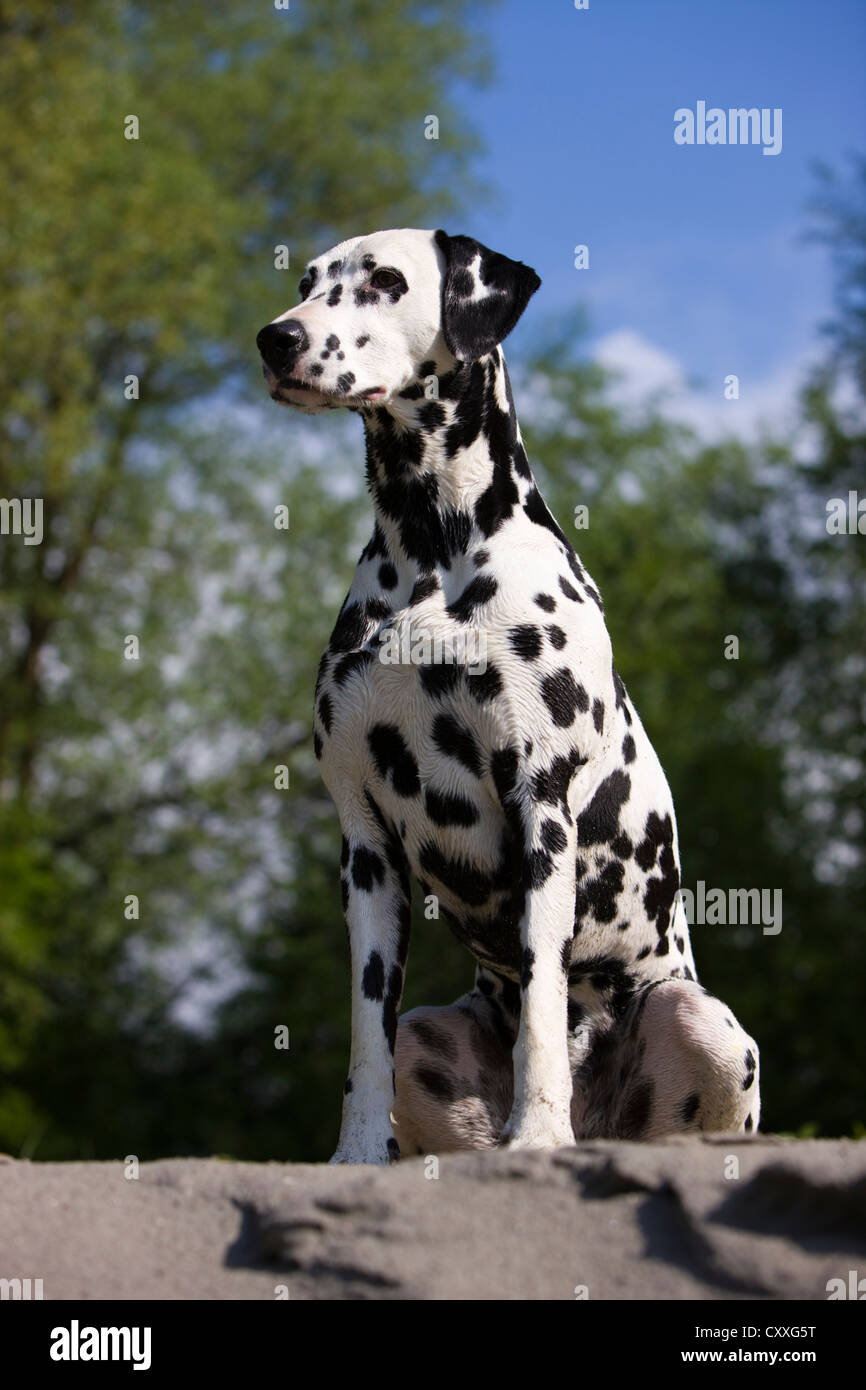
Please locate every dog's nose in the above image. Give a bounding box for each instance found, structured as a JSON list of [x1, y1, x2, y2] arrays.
[[256, 319, 310, 376]]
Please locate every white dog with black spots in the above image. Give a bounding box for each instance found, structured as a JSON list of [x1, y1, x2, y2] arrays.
[[257, 228, 760, 1165]]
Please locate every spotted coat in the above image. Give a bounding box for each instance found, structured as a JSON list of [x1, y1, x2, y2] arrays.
[[257, 228, 760, 1163]]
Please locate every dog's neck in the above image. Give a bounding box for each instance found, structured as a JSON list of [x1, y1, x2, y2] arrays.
[[359, 348, 556, 577]]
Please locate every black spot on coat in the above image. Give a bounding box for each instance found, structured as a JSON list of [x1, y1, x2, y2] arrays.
[[433, 713, 483, 776], [352, 847, 385, 891], [330, 601, 369, 653], [419, 661, 461, 697], [467, 663, 502, 703], [679, 1092, 701, 1125], [619, 1078, 654, 1138], [446, 573, 498, 623], [368, 724, 420, 797], [415, 1066, 456, 1101], [576, 770, 632, 846], [362, 950, 385, 1000], [509, 625, 543, 661], [541, 820, 568, 854], [425, 787, 479, 827], [541, 668, 588, 727]]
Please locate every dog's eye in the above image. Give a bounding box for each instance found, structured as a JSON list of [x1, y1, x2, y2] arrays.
[[371, 269, 403, 290], [298, 276, 313, 301]]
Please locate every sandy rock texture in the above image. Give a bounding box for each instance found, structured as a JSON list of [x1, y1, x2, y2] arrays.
[[1, 1136, 863, 1300]]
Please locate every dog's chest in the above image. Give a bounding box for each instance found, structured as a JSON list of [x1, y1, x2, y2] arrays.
[[317, 607, 524, 928]]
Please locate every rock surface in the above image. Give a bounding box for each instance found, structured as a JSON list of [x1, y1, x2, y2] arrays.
[[2, 1137, 864, 1300]]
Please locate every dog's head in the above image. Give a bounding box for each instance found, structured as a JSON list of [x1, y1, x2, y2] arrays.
[[256, 228, 541, 414]]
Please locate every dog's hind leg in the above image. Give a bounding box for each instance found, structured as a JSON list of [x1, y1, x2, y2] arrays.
[[575, 978, 760, 1139], [392, 969, 518, 1156]]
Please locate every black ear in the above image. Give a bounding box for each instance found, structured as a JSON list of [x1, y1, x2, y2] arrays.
[[435, 230, 541, 361]]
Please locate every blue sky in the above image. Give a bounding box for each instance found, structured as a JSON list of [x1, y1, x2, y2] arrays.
[[451, 0, 866, 432]]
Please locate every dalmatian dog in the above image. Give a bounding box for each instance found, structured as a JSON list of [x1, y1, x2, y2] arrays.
[[256, 229, 760, 1164]]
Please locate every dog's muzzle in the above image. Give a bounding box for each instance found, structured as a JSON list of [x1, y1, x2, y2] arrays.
[[256, 319, 310, 379]]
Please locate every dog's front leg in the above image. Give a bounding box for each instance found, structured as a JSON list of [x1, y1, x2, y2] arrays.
[[501, 808, 577, 1151], [329, 811, 410, 1165]]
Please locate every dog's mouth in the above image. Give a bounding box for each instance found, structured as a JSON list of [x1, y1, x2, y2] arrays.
[[264, 368, 386, 411]]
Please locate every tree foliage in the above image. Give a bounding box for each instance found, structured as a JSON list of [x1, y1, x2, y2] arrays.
[[0, 0, 492, 1158]]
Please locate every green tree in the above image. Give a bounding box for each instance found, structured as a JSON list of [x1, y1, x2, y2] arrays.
[[519, 159, 865, 1134], [0, 0, 492, 1158]]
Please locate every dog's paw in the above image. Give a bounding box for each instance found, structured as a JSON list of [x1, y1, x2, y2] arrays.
[[328, 1135, 400, 1166], [500, 1111, 575, 1152]]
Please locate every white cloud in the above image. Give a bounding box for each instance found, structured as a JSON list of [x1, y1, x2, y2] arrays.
[[591, 327, 814, 443]]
